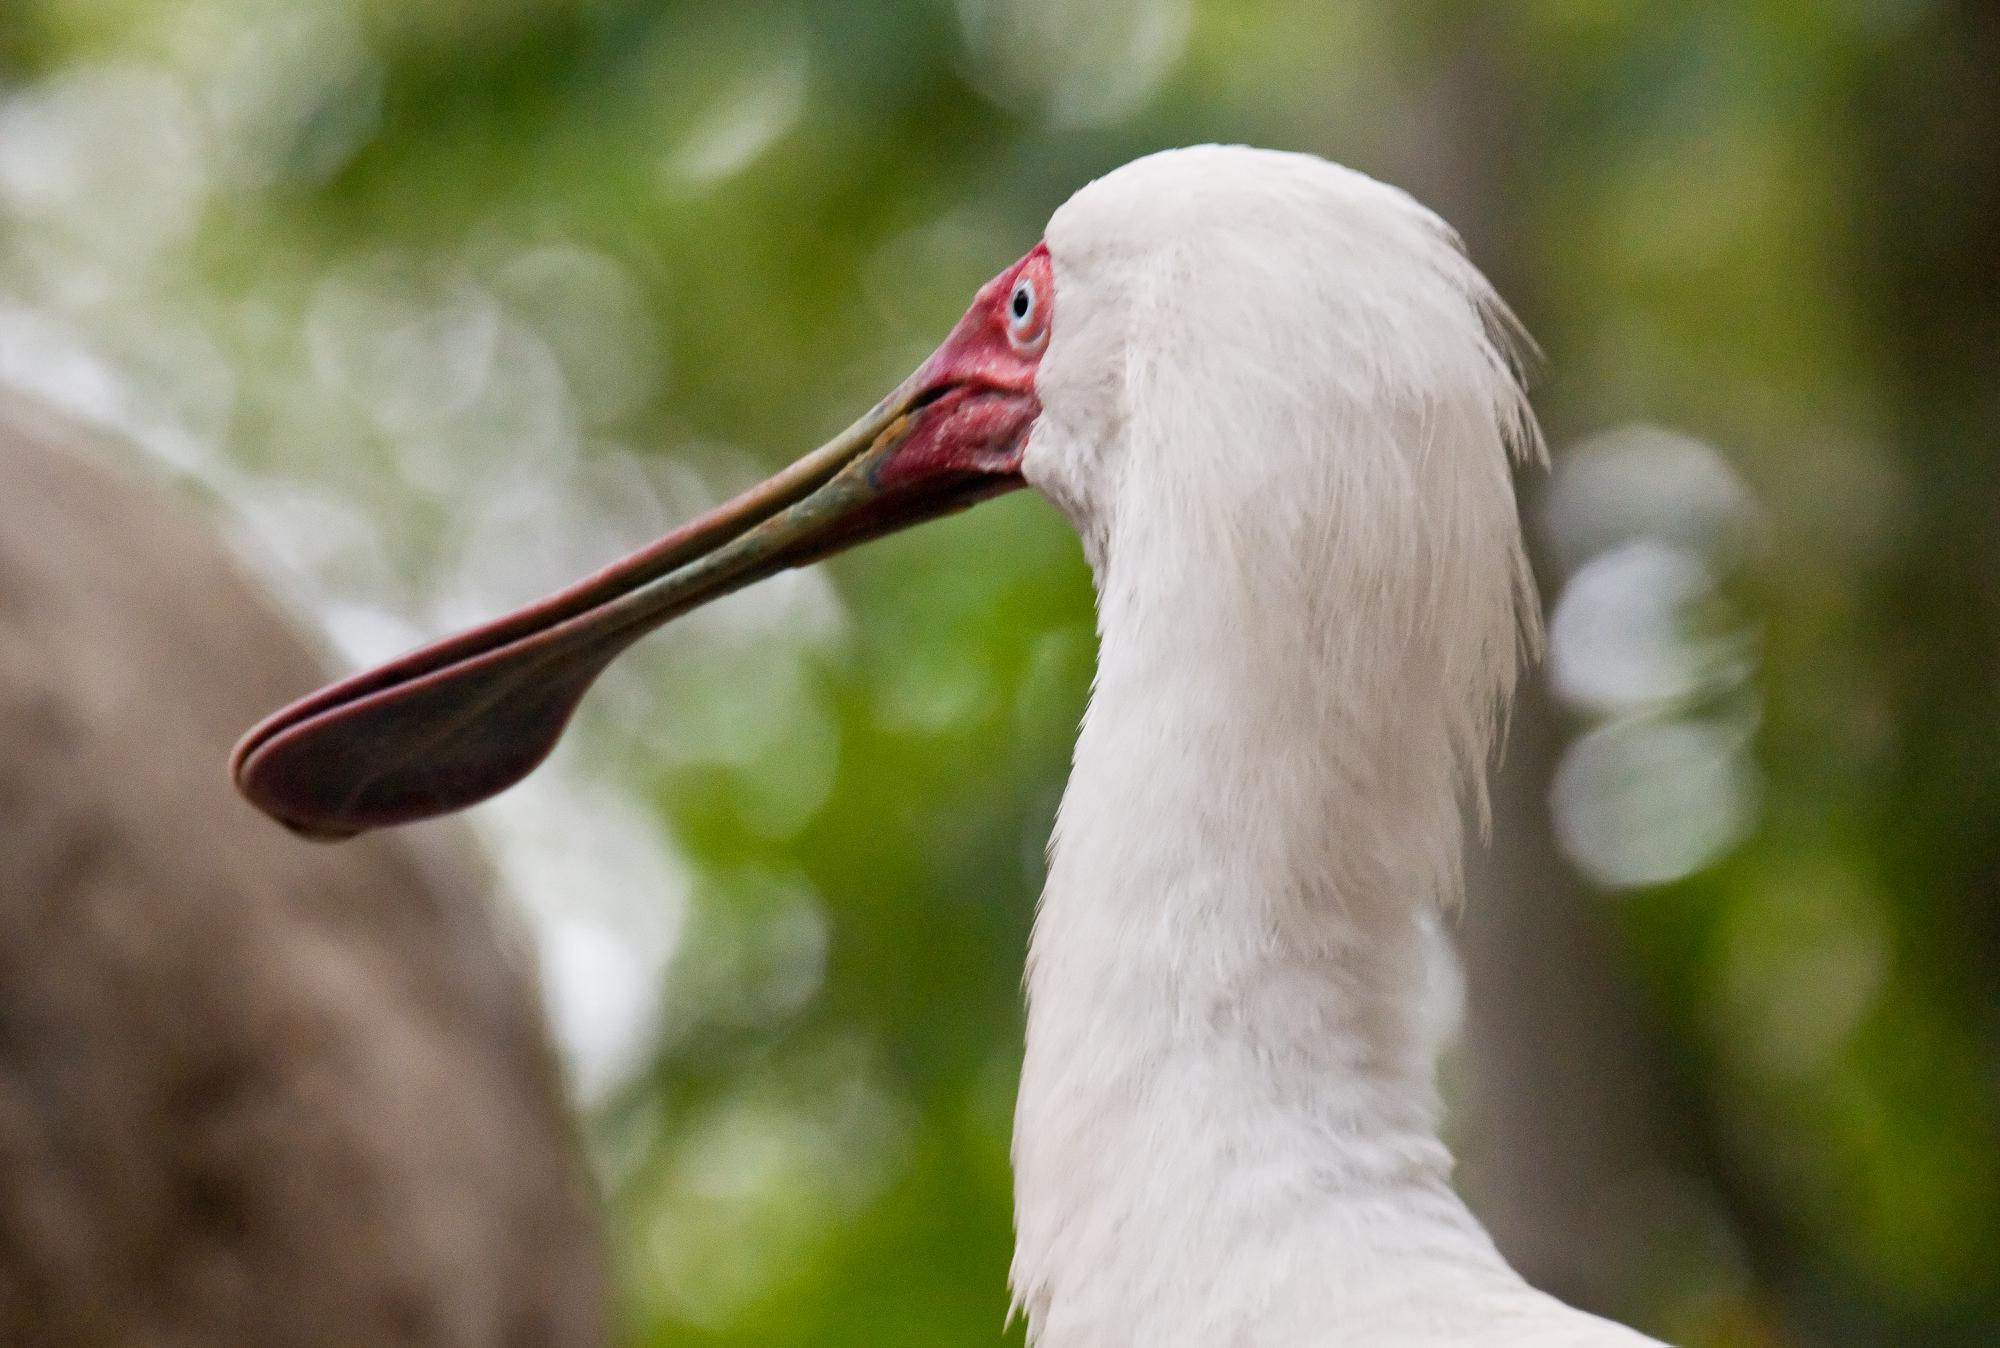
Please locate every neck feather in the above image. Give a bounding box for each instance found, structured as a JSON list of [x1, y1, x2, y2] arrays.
[[1008, 537, 1645, 1347]]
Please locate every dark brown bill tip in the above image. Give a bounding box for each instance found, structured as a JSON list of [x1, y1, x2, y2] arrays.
[[232, 629, 621, 838]]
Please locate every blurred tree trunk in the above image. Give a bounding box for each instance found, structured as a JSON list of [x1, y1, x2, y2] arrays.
[[1456, 694, 1735, 1328], [1842, 5, 2000, 1335], [1379, 30, 1758, 1339], [0, 396, 609, 1348], [1863, 2, 2000, 1004]]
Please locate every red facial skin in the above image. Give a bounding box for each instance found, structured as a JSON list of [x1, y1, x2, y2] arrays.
[[877, 242, 1051, 488], [232, 244, 1055, 837]]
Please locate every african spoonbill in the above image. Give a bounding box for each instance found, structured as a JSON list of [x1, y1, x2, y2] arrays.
[[235, 146, 1665, 1347]]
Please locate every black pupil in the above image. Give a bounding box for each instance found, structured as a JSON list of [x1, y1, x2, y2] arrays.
[[1012, 286, 1030, 320]]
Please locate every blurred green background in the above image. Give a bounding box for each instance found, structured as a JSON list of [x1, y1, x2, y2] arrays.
[[2, 1, 1995, 1344]]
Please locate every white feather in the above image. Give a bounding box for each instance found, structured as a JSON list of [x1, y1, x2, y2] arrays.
[[1011, 146, 1665, 1347]]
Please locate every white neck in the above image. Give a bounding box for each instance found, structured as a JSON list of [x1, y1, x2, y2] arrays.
[[1008, 528, 1660, 1347]]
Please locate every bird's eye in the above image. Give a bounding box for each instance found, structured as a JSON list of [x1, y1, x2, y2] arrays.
[[1006, 277, 1045, 350]]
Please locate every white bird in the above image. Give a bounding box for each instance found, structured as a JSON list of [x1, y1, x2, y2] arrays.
[[234, 145, 1668, 1347]]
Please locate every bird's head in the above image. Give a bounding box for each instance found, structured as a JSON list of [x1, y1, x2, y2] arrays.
[[1028, 147, 1537, 566], [233, 146, 1539, 839]]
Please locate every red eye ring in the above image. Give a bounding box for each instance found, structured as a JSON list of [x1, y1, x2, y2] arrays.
[[1006, 276, 1046, 351]]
